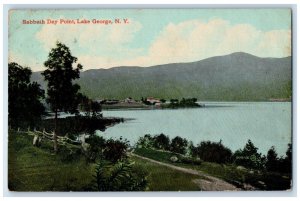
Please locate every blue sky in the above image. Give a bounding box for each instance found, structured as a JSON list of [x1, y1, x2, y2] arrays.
[[9, 9, 291, 71]]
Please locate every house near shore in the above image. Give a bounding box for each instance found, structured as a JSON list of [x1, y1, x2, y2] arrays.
[[125, 97, 136, 103], [147, 97, 161, 105]]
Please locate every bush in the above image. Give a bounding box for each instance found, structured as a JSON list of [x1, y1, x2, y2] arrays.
[[192, 140, 232, 164], [136, 134, 154, 148], [170, 136, 188, 154], [233, 140, 264, 170], [85, 135, 106, 162], [84, 135, 129, 163], [103, 138, 129, 163], [93, 159, 148, 191]]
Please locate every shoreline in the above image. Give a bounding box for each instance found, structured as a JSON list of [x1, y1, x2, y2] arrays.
[[101, 101, 291, 111]]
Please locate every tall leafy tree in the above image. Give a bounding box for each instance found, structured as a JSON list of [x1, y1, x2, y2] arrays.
[[170, 136, 188, 154], [153, 133, 170, 150], [8, 62, 45, 128], [266, 146, 278, 172], [233, 140, 264, 169], [283, 143, 292, 173], [42, 42, 83, 152]]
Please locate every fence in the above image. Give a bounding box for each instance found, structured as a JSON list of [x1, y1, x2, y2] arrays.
[[13, 127, 82, 149]]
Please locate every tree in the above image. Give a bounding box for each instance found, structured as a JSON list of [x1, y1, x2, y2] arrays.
[[80, 95, 91, 116], [233, 140, 264, 169], [266, 146, 278, 172], [8, 62, 45, 128], [153, 133, 170, 150], [80, 95, 102, 117], [284, 143, 292, 174], [91, 101, 102, 117], [286, 143, 292, 164], [160, 99, 166, 103], [170, 136, 188, 154], [170, 99, 179, 104], [192, 140, 232, 164], [192, 98, 197, 103], [42, 42, 83, 152], [278, 143, 292, 174], [136, 134, 154, 148]]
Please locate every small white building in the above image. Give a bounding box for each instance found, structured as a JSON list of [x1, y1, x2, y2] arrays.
[[147, 97, 161, 104], [125, 97, 135, 103]]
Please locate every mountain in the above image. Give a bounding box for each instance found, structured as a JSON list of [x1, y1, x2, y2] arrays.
[[31, 52, 292, 101]]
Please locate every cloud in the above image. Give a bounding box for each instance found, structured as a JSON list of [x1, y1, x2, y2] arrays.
[[140, 19, 291, 66], [8, 51, 45, 71], [36, 18, 291, 70]]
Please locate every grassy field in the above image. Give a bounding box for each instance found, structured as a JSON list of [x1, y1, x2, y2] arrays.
[[133, 148, 292, 190], [8, 130, 203, 191], [8, 131, 291, 191], [8, 130, 95, 191], [132, 156, 202, 191], [134, 147, 181, 163]]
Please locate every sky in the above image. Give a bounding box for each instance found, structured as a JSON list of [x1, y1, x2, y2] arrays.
[[8, 9, 291, 71]]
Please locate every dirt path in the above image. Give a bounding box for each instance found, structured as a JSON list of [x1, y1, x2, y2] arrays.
[[130, 153, 240, 191]]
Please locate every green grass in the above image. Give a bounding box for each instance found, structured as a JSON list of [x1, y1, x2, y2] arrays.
[[8, 130, 95, 191], [8, 130, 204, 191], [134, 148, 181, 163], [132, 156, 201, 191], [133, 148, 292, 190]]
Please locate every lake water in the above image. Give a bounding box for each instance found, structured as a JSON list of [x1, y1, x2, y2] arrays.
[[100, 102, 292, 156]]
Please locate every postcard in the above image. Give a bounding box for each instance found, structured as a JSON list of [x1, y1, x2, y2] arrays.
[[8, 8, 292, 192]]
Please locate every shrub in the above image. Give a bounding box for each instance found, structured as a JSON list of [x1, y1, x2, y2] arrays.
[[170, 136, 188, 154], [84, 135, 129, 163], [93, 159, 148, 191], [136, 134, 154, 148], [192, 140, 232, 164], [85, 135, 106, 162], [103, 138, 129, 163]]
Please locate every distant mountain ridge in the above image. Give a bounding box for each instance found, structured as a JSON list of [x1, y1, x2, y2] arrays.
[[31, 52, 292, 101]]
